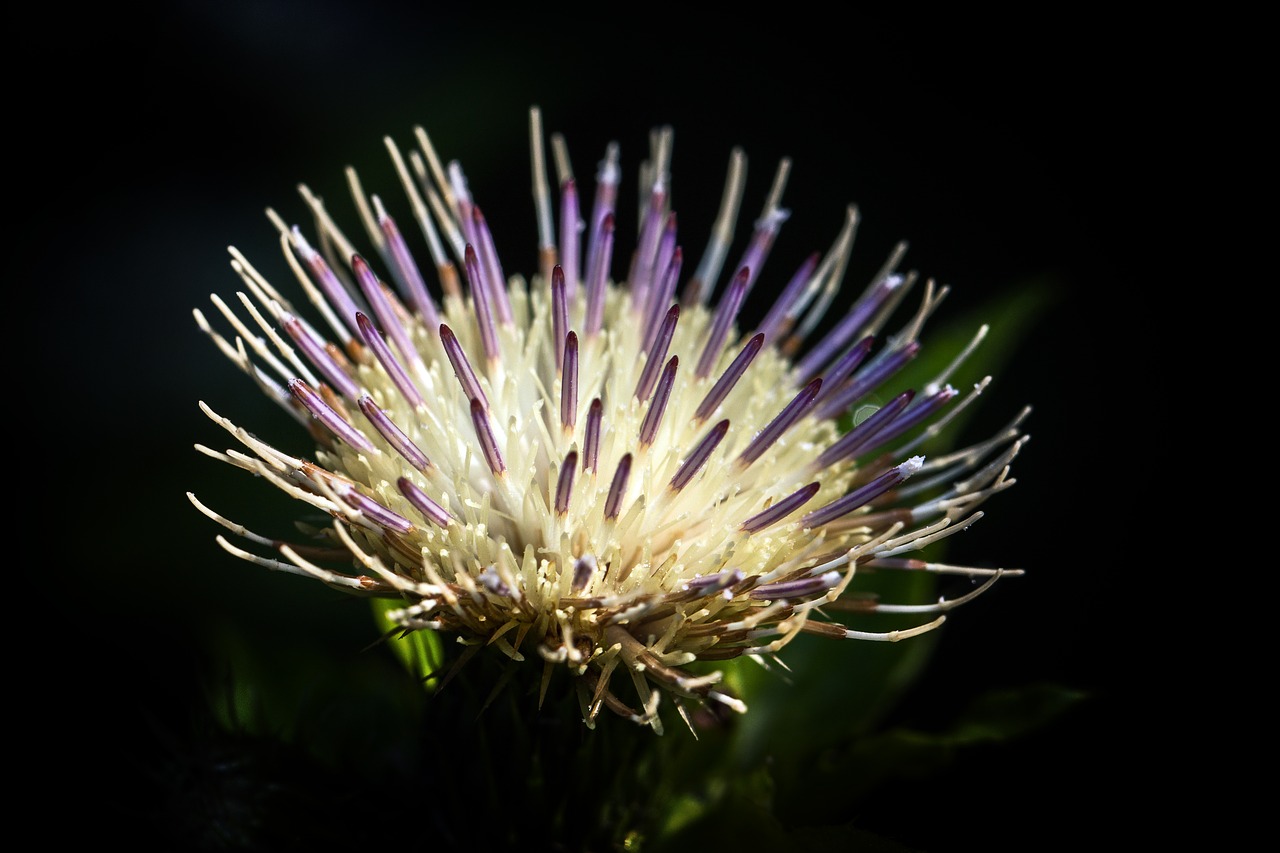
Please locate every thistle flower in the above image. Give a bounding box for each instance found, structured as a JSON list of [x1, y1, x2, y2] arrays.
[[190, 107, 1027, 734]]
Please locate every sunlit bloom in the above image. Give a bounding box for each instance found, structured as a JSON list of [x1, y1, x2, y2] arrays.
[[190, 107, 1027, 733]]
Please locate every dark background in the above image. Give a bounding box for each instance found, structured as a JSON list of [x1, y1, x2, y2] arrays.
[[25, 2, 1158, 849]]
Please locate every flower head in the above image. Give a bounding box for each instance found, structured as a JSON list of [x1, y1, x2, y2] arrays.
[[191, 107, 1027, 733]]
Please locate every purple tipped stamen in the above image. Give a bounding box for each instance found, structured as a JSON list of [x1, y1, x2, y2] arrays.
[[640, 214, 678, 329], [470, 398, 506, 475], [559, 180, 581, 301], [800, 456, 924, 528], [585, 213, 615, 337], [351, 254, 423, 376], [281, 312, 362, 401], [815, 341, 921, 421], [356, 312, 425, 409], [334, 483, 414, 533], [756, 252, 819, 341], [794, 275, 903, 383], [561, 332, 579, 430], [471, 206, 513, 324], [288, 379, 376, 453], [396, 476, 454, 528], [635, 305, 679, 401], [572, 554, 598, 592], [738, 378, 822, 467], [860, 385, 959, 452], [683, 569, 744, 595], [732, 209, 788, 299], [643, 243, 682, 351], [740, 482, 822, 533], [812, 336, 875, 406], [750, 570, 841, 601], [814, 390, 915, 469], [694, 333, 764, 422], [292, 227, 364, 338], [628, 187, 668, 309], [555, 451, 578, 515], [551, 265, 569, 372], [604, 453, 632, 519], [585, 143, 620, 275], [669, 419, 730, 492], [639, 356, 678, 446], [583, 397, 603, 472], [377, 205, 441, 330], [478, 566, 513, 597], [695, 266, 751, 379], [357, 395, 431, 471], [439, 324, 489, 409], [463, 244, 501, 362]]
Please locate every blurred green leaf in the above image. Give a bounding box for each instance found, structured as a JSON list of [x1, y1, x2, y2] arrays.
[[202, 622, 425, 770], [886, 276, 1057, 450], [370, 597, 445, 689]]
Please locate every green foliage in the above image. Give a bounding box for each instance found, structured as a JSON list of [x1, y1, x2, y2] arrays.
[[370, 597, 446, 688]]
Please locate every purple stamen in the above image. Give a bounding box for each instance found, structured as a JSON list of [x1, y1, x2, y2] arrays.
[[585, 213, 615, 338], [695, 266, 750, 379], [740, 482, 822, 533], [561, 332, 579, 430], [862, 385, 958, 452], [470, 398, 506, 475], [559, 179, 581, 301], [555, 451, 578, 515], [281, 312, 361, 401], [378, 206, 441, 330], [583, 397, 603, 472], [552, 264, 569, 372], [670, 419, 730, 492], [334, 483, 414, 533], [572, 554, 598, 591], [352, 254, 424, 376], [292, 227, 364, 338], [738, 378, 822, 467], [288, 379, 376, 453], [357, 395, 431, 472], [605, 453, 632, 519], [683, 569, 744, 595], [814, 390, 915, 469], [812, 336, 874, 406], [356, 312, 424, 409], [815, 341, 921, 421], [471, 206, 513, 324], [583, 142, 619, 298], [449, 162, 477, 247], [794, 275, 902, 383], [750, 570, 840, 600], [732, 210, 786, 299], [479, 566, 512, 597], [800, 457, 923, 528], [639, 356, 678, 446], [641, 214, 678, 328], [694, 333, 764, 422], [396, 476, 454, 528], [643, 245, 682, 353], [635, 305, 679, 401], [439, 324, 489, 409], [628, 186, 668, 310], [463, 244, 501, 363], [756, 252, 819, 341]]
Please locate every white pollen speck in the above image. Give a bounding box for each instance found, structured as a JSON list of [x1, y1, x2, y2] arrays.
[[901, 456, 925, 476]]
